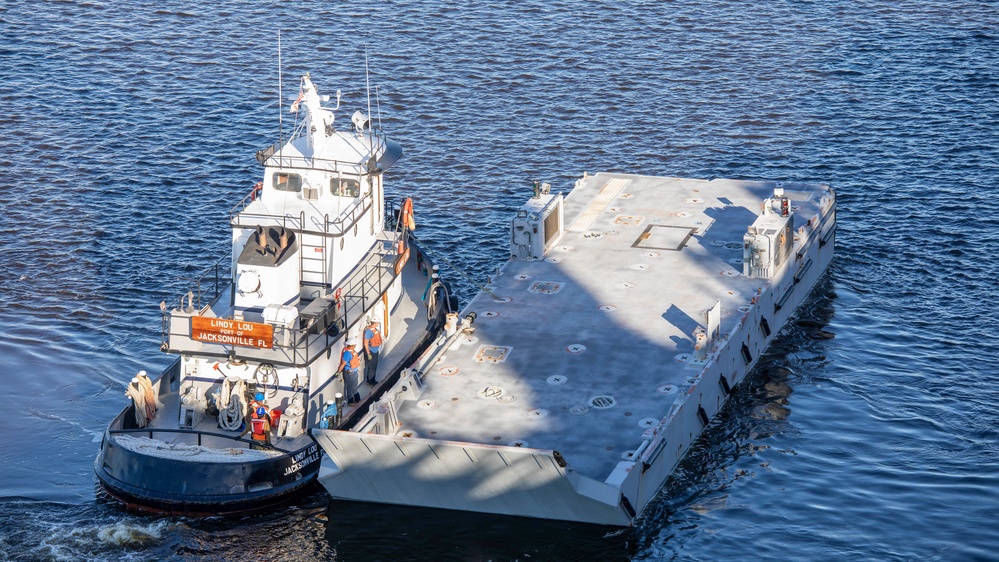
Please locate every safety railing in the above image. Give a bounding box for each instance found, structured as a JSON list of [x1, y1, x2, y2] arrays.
[[160, 233, 406, 367], [108, 425, 296, 454], [275, 240, 401, 365], [161, 252, 233, 315], [230, 190, 372, 239]]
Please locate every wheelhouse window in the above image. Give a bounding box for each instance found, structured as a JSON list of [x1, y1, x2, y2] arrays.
[[332, 177, 361, 198], [273, 172, 302, 192]]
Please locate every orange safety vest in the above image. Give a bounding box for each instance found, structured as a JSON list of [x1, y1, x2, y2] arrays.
[[251, 410, 270, 440], [343, 349, 360, 370], [366, 327, 383, 348]]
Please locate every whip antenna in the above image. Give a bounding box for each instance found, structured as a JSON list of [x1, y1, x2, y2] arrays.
[[278, 30, 283, 162], [365, 46, 372, 139], [376, 85, 382, 131]]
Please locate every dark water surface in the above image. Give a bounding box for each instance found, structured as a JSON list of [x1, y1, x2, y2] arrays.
[[2, 1, 998, 560]]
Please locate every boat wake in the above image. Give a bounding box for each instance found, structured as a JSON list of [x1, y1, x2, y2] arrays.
[[26, 408, 104, 444], [94, 519, 174, 549]]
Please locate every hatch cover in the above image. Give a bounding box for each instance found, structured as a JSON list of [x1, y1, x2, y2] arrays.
[[475, 345, 511, 363], [632, 225, 696, 251], [529, 281, 563, 294]]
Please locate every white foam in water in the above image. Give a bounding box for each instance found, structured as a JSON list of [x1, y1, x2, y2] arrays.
[[95, 519, 171, 548], [2, 0, 998, 559]]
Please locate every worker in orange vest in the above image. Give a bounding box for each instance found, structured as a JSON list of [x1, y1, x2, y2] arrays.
[[242, 401, 272, 449], [338, 338, 361, 404], [363, 319, 383, 386]]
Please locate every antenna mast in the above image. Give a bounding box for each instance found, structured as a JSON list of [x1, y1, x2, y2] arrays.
[[375, 85, 382, 131], [365, 46, 373, 141], [278, 30, 283, 163], [364, 47, 379, 225]]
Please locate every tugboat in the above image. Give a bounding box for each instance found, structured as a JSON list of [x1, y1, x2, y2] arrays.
[[95, 73, 454, 516]]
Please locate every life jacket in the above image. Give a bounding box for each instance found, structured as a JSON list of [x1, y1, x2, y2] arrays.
[[366, 327, 383, 348], [343, 348, 360, 370], [250, 410, 270, 440]]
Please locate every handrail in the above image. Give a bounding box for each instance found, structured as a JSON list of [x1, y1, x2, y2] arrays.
[[276, 244, 399, 364], [229, 183, 264, 219], [109, 426, 295, 454], [326, 191, 372, 236], [161, 236, 406, 367], [262, 154, 355, 174], [230, 191, 372, 239], [163, 252, 233, 314], [231, 211, 304, 232]]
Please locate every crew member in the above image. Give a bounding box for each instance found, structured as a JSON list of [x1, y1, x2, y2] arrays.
[[242, 403, 272, 449], [338, 338, 362, 404], [250, 392, 265, 411], [363, 319, 383, 386]]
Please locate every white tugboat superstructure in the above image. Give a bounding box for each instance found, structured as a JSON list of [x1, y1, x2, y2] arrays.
[[95, 73, 453, 515]]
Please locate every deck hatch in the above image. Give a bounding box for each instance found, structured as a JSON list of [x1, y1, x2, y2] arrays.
[[529, 281, 563, 294], [475, 345, 511, 363], [632, 225, 695, 251]]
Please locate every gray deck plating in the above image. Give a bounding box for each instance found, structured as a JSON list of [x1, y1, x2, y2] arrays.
[[395, 173, 825, 479]]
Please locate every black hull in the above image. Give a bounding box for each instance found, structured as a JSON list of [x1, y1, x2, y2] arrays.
[[95, 434, 321, 517]]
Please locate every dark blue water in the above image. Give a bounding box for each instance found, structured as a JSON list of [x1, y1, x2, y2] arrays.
[[2, 1, 998, 560]]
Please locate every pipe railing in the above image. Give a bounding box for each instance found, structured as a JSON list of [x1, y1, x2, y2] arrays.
[[231, 190, 372, 239], [161, 236, 404, 366], [162, 252, 233, 315], [109, 426, 295, 454]]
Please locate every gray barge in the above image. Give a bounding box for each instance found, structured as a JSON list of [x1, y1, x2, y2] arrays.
[[313, 172, 835, 525]]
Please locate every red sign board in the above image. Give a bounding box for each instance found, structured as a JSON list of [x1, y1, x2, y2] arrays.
[[191, 316, 274, 349]]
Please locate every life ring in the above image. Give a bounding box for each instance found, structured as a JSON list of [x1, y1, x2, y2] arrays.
[[401, 198, 416, 230], [334, 287, 342, 301], [250, 182, 263, 201]]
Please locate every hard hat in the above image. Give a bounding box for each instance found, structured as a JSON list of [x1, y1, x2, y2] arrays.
[[255, 392, 264, 401], [257, 407, 266, 416], [346, 338, 358, 346]]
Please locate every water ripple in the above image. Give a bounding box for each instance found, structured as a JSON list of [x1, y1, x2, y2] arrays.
[[1, 0, 998, 560]]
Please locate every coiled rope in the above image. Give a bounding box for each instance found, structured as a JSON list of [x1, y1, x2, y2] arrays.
[[254, 363, 278, 399], [425, 280, 448, 321], [125, 380, 148, 428], [213, 376, 247, 431], [125, 371, 158, 428]]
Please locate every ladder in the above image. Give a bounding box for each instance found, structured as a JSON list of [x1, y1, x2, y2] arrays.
[[299, 230, 328, 293]]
